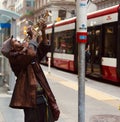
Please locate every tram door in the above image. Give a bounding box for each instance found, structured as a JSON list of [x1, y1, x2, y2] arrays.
[[87, 26, 102, 77]]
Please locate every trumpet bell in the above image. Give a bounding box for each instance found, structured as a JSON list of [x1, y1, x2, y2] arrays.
[[48, 11, 52, 16], [23, 10, 52, 42]]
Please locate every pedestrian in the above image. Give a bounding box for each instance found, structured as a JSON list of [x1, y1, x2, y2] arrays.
[[85, 42, 90, 75], [1, 22, 60, 122]]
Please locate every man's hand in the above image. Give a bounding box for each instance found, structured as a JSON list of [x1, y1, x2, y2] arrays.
[[39, 18, 47, 31], [27, 25, 33, 40]]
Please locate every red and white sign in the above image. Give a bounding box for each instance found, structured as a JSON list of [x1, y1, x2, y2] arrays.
[[76, 32, 87, 43]]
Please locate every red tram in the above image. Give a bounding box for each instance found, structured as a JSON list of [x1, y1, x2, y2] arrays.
[[44, 4, 120, 83]]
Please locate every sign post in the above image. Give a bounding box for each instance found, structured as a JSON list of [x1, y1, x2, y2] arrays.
[[76, 0, 87, 122]]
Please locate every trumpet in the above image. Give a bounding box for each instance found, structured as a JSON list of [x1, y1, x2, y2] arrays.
[[23, 10, 52, 42]]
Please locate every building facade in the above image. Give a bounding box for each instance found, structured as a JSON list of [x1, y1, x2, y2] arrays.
[[2, 0, 16, 11], [92, 0, 119, 10], [15, 0, 34, 16], [34, 0, 75, 24], [15, 0, 35, 40]]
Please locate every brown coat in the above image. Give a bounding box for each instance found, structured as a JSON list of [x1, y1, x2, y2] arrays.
[[1, 41, 60, 121]]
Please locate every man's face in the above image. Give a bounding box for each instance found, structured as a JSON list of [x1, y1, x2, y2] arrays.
[[11, 38, 23, 51]]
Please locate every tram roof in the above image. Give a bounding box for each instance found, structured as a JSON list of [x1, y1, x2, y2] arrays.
[[87, 4, 120, 19], [47, 17, 76, 29], [46, 4, 120, 29]]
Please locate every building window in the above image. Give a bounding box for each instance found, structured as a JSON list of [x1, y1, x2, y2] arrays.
[[58, 10, 66, 20], [26, 1, 31, 7]]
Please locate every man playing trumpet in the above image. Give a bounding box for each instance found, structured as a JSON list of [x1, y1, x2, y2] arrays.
[[1, 19, 60, 122]]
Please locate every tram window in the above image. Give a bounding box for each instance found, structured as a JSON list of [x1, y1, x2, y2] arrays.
[[54, 30, 74, 54], [103, 24, 117, 58]]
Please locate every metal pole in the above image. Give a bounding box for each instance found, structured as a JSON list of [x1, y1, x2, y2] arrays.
[[76, 0, 87, 122]]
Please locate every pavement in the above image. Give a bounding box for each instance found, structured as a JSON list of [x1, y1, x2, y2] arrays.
[[0, 65, 120, 122], [0, 85, 22, 122]]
